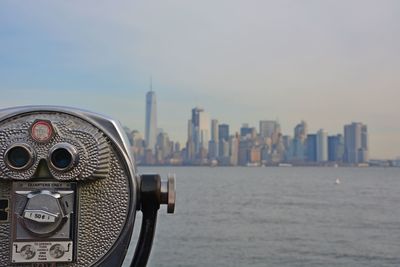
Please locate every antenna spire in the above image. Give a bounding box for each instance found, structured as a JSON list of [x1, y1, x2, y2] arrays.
[[150, 75, 153, 92]]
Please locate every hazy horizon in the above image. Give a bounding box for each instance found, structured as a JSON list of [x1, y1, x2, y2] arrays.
[[0, 1, 399, 159]]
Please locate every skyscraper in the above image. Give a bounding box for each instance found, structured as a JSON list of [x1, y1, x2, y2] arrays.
[[316, 129, 328, 162], [294, 121, 308, 141], [292, 121, 308, 161], [328, 134, 344, 162], [186, 119, 195, 161], [218, 124, 230, 142], [240, 123, 254, 138], [211, 119, 219, 142], [145, 88, 157, 152], [190, 107, 210, 157], [218, 124, 230, 160], [306, 134, 317, 162], [344, 122, 369, 164], [229, 134, 239, 165], [259, 120, 277, 138], [208, 119, 219, 159], [156, 132, 171, 159]]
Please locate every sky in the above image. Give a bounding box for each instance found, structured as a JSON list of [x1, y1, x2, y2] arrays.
[[0, 0, 399, 159]]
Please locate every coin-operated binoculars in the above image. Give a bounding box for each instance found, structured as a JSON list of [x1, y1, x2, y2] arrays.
[[0, 106, 175, 267]]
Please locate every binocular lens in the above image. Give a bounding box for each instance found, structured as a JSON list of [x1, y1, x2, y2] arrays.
[[51, 148, 73, 170], [6, 146, 32, 169]]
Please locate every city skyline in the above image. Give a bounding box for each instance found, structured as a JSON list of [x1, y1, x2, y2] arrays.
[[1, 1, 399, 159], [129, 99, 375, 166]]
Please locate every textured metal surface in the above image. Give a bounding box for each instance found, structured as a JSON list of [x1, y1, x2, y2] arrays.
[[0, 152, 130, 267], [0, 223, 11, 266], [70, 152, 129, 267], [0, 109, 136, 267], [0, 181, 11, 266], [1, 154, 130, 267], [0, 113, 111, 181]]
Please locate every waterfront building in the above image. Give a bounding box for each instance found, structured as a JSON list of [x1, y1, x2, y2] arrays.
[[229, 135, 239, 166], [218, 139, 230, 165], [259, 120, 277, 139], [271, 121, 282, 146], [185, 119, 195, 161], [238, 139, 252, 165], [261, 145, 270, 163], [316, 129, 328, 162], [240, 123, 253, 138], [306, 134, 317, 162], [260, 120, 282, 154], [344, 122, 369, 164], [328, 134, 344, 162], [208, 119, 219, 159], [274, 136, 285, 161], [185, 140, 195, 162], [392, 158, 400, 167], [198, 147, 208, 163], [218, 124, 229, 158], [144, 148, 155, 165], [208, 140, 219, 160], [211, 119, 219, 141], [295, 121, 308, 141], [292, 137, 305, 161], [189, 107, 210, 160], [145, 89, 157, 152], [130, 130, 145, 162], [248, 146, 261, 165], [292, 121, 308, 161], [156, 132, 171, 161], [218, 124, 229, 141], [282, 135, 293, 162]]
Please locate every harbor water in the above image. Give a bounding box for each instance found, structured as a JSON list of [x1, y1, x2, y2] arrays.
[[124, 167, 400, 267]]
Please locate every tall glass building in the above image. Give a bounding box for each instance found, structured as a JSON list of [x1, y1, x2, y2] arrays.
[[316, 129, 328, 162], [191, 107, 210, 155], [259, 120, 277, 138], [306, 134, 317, 162], [344, 122, 368, 164], [328, 134, 344, 162], [145, 90, 157, 152]]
